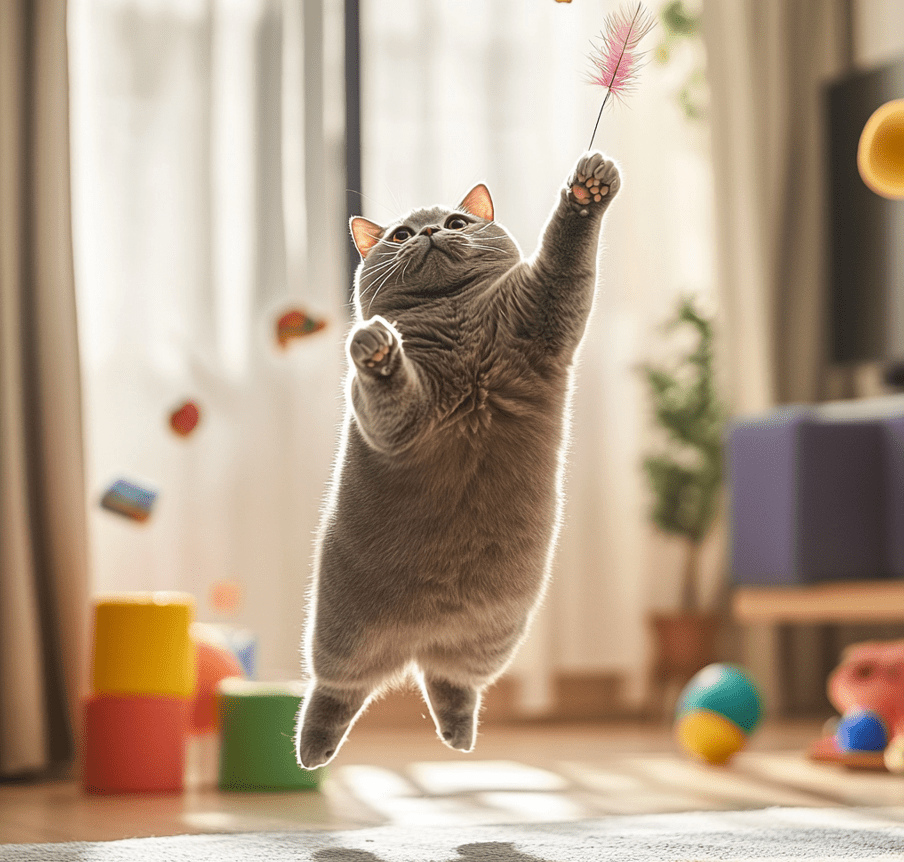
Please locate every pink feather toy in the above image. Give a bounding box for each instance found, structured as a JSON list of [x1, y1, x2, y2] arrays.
[[587, 1, 656, 149]]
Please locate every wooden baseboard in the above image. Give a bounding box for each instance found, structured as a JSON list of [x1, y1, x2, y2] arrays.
[[550, 671, 627, 720]]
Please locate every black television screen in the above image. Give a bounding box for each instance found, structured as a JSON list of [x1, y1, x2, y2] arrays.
[[825, 57, 904, 364]]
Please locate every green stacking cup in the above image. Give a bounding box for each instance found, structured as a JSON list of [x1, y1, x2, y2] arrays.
[[218, 679, 325, 791]]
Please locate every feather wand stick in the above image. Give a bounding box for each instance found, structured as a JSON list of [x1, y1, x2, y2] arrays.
[[587, 1, 656, 150]]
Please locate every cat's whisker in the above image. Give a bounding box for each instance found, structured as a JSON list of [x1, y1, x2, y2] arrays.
[[366, 249, 402, 266], [363, 263, 398, 300], [366, 258, 404, 311], [383, 182, 406, 221], [466, 244, 509, 256], [362, 258, 400, 280], [360, 256, 403, 287]]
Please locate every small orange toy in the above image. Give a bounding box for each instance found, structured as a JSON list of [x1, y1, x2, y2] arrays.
[[275, 308, 327, 348]]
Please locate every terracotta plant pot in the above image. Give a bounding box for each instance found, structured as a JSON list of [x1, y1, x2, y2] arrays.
[[646, 611, 720, 718]]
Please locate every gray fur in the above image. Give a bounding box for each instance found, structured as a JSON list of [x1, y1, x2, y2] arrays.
[[295, 152, 620, 768]]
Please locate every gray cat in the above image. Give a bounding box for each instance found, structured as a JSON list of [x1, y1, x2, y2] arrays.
[[295, 151, 620, 769]]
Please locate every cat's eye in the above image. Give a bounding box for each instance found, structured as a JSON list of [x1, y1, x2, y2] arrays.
[[391, 227, 413, 243], [446, 216, 469, 230]]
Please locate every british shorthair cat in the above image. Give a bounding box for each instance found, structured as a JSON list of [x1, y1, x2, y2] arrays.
[[295, 151, 620, 768]]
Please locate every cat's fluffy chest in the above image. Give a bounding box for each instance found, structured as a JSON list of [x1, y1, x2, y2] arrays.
[[399, 308, 557, 440]]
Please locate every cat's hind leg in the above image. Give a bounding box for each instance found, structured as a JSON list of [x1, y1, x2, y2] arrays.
[[296, 611, 411, 769], [418, 625, 526, 753], [419, 675, 482, 752], [294, 681, 371, 769]]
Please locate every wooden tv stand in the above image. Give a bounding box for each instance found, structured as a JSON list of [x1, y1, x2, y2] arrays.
[[732, 581, 904, 714]]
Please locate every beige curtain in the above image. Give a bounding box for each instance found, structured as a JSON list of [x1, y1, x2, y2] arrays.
[[0, 0, 89, 776], [68, 0, 347, 683], [702, 0, 852, 411], [701, 0, 852, 712]]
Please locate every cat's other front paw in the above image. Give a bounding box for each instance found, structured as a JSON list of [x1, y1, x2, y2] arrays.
[[568, 152, 620, 216], [349, 316, 400, 377]]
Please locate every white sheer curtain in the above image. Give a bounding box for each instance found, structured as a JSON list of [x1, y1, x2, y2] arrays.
[[360, 0, 717, 709], [69, 0, 348, 680]]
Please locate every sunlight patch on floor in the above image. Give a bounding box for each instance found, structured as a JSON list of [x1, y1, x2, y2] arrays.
[[405, 760, 568, 795], [476, 791, 595, 821]]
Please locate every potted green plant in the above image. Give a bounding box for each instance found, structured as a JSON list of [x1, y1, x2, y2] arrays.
[[640, 295, 727, 709]]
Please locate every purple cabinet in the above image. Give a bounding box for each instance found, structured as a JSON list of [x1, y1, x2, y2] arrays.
[[727, 406, 903, 585]]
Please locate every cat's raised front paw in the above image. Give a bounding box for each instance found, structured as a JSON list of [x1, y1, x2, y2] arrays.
[[349, 316, 399, 377], [568, 152, 620, 216]]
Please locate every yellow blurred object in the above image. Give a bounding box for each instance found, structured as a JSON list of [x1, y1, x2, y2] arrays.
[[858, 98, 904, 200], [884, 734, 904, 773], [676, 709, 747, 765], [92, 592, 196, 697]]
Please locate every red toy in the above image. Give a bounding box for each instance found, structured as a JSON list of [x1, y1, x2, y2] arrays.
[[809, 639, 904, 769], [84, 695, 189, 793], [828, 639, 904, 743], [170, 400, 201, 437]]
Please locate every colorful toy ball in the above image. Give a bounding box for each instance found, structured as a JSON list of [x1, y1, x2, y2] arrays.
[[836, 709, 888, 753], [675, 663, 764, 765], [190, 635, 245, 735]]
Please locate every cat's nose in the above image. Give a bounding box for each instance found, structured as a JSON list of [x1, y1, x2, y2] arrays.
[[420, 225, 440, 236]]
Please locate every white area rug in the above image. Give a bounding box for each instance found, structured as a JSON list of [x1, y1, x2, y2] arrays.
[[4, 807, 904, 860]]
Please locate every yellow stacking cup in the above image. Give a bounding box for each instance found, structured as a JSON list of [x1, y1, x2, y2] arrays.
[[858, 98, 904, 200], [92, 592, 196, 697]]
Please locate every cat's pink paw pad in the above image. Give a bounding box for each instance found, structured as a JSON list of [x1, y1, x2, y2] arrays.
[[365, 346, 389, 368], [350, 318, 398, 376], [569, 153, 620, 214], [572, 184, 591, 204]]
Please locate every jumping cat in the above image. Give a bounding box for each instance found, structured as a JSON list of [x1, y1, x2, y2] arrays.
[[295, 151, 621, 769]]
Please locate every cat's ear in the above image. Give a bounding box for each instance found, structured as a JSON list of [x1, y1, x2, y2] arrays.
[[458, 184, 494, 221], [350, 217, 384, 258]]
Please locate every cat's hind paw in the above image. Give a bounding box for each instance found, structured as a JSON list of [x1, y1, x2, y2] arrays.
[[438, 715, 478, 752], [422, 676, 479, 753], [294, 682, 370, 769], [296, 726, 342, 770], [349, 316, 400, 377], [568, 152, 620, 216]]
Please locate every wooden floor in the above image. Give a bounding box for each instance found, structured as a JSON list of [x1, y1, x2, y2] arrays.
[[4, 719, 904, 845]]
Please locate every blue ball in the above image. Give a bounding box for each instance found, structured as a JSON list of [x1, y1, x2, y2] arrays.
[[836, 709, 888, 752]]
